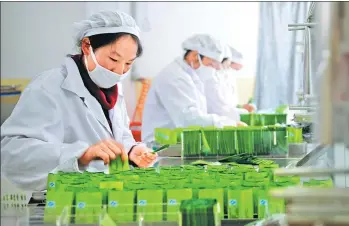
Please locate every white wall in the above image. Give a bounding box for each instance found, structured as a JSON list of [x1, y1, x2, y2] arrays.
[[1, 2, 86, 78], [137, 2, 260, 78]]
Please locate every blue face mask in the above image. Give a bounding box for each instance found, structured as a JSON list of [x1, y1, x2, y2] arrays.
[[84, 46, 130, 88]]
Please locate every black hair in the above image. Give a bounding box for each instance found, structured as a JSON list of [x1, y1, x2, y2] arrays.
[[85, 32, 143, 57], [183, 49, 204, 60], [221, 58, 229, 64]]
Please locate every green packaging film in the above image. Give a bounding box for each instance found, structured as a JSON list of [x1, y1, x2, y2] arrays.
[[44, 191, 74, 223], [108, 190, 135, 222], [75, 192, 103, 224], [180, 199, 219, 226], [166, 188, 193, 221], [219, 128, 237, 156], [227, 188, 253, 219], [137, 189, 164, 222], [155, 128, 177, 145], [198, 188, 224, 219]]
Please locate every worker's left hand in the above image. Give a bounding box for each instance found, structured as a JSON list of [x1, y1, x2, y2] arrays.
[[237, 121, 248, 127], [129, 145, 158, 168]]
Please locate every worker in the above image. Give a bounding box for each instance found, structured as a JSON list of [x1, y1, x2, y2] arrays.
[[199, 42, 245, 122], [142, 34, 240, 144], [0, 11, 157, 191], [217, 46, 249, 115]]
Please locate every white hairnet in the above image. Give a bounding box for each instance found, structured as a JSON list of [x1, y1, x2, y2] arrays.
[[73, 10, 141, 47], [229, 46, 243, 65], [182, 34, 224, 63]]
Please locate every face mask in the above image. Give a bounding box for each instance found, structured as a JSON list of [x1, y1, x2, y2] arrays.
[[84, 46, 130, 88], [195, 55, 216, 80]]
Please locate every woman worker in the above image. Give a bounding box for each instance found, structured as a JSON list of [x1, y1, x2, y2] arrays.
[[0, 11, 157, 191], [142, 34, 238, 144]]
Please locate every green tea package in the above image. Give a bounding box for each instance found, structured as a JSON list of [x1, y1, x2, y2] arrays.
[[235, 127, 254, 155], [202, 128, 219, 156], [287, 126, 303, 143], [303, 178, 333, 188], [44, 191, 74, 223], [155, 128, 177, 145], [75, 192, 103, 224], [227, 188, 253, 219], [256, 190, 269, 219], [46, 173, 58, 191], [109, 156, 130, 174], [166, 188, 193, 221], [219, 128, 237, 156], [274, 175, 301, 184], [182, 130, 201, 157], [108, 190, 135, 222], [240, 114, 251, 125], [137, 189, 164, 222], [198, 188, 225, 219], [269, 126, 288, 155]]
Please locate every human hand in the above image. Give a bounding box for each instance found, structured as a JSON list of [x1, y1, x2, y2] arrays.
[[237, 121, 248, 127], [79, 139, 127, 166], [129, 145, 158, 168]]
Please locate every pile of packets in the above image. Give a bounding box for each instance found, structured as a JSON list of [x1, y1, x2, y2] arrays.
[[44, 163, 333, 224]]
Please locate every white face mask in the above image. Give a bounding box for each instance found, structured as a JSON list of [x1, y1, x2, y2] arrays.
[[84, 46, 130, 88], [194, 55, 215, 80]]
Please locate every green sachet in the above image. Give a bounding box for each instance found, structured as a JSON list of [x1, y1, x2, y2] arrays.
[[44, 191, 74, 223], [227, 188, 253, 219], [46, 173, 58, 191], [109, 156, 130, 174], [75, 192, 103, 224], [182, 130, 201, 157], [155, 128, 177, 145], [166, 188, 193, 221], [137, 189, 164, 222], [219, 128, 237, 156], [108, 190, 135, 223], [198, 188, 225, 219]]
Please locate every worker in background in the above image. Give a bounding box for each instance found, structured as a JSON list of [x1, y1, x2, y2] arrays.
[[199, 41, 247, 122], [217, 46, 250, 116], [142, 34, 241, 144], [1, 11, 157, 191]]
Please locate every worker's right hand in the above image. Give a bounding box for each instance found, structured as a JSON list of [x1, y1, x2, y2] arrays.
[[78, 139, 127, 166]]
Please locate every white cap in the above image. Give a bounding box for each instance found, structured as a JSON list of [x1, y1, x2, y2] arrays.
[[73, 10, 141, 47], [229, 46, 243, 65], [182, 34, 224, 62]]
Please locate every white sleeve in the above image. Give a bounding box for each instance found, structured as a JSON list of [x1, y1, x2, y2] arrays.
[[120, 99, 142, 153], [203, 76, 240, 121], [0, 87, 89, 191], [157, 76, 236, 128]]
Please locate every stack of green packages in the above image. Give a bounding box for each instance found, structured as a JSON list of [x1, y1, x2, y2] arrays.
[[182, 129, 201, 157], [109, 155, 130, 174], [236, 127, 254, 155], [219, 127, 237, 156], [240, 114, 287, 126], [268, 125, 288, 155], [180, 199, 220, 226], [287, 126, 303, 143]]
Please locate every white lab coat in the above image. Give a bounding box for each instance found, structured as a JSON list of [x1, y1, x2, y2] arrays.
[[199, 70, 240, 121], [1, 57, 137, 191], [141, 57, 236, 143]]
